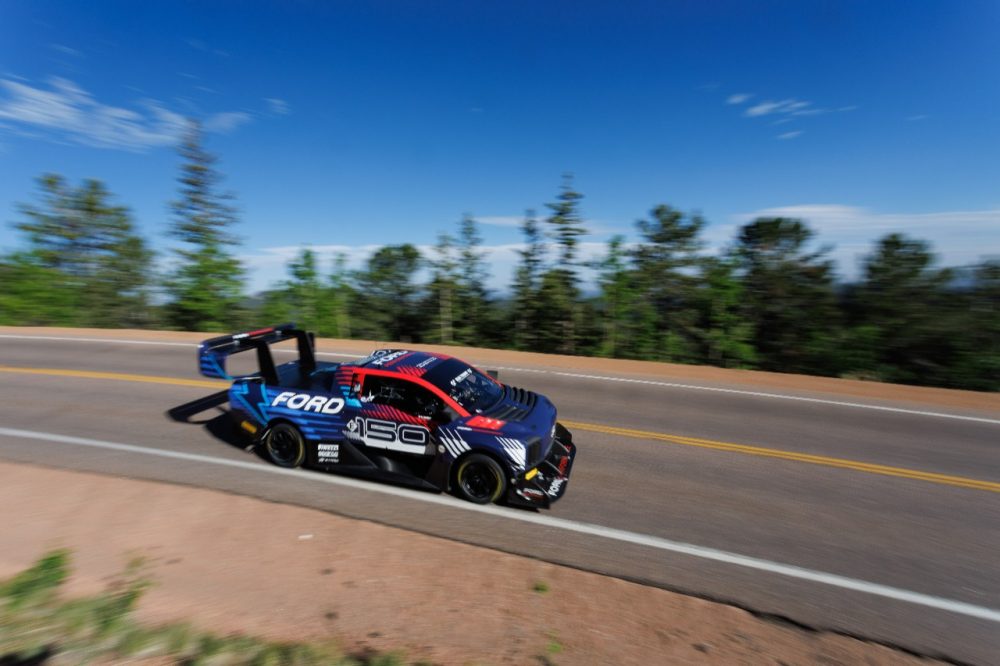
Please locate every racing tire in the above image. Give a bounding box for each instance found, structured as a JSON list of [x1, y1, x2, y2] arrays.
[[264, 422, 306, 468], [455, 453, 506, 505]]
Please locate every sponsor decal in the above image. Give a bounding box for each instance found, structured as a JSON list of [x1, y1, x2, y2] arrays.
[[317, 442, 340, 463], [548, 478, 566, 496], [415, 357, 437, 369], [271, 391, 345, 414], [344, 417, 430, 455], [557, 455, 569, 474], [368, 350, 409, 366], [450, 368, 472, 386]]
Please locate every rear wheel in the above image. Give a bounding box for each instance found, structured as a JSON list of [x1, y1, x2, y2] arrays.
[[264, 422, 306, 468], [455, 454, 506, 504]]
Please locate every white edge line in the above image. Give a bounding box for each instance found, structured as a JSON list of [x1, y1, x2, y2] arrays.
[[1, 425, 999, 625], [2, 334, 997, 425], [535, 371, 1000, 426], [0, 334, 196, 348]]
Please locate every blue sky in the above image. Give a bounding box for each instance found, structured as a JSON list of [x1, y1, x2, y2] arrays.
[[1, 0, 997, 292]]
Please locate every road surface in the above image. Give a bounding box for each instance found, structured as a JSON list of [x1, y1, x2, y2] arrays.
[[0, 330, 997, 663]]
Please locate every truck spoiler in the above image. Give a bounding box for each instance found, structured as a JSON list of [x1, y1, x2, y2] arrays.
[[198, 323, 316, 384]]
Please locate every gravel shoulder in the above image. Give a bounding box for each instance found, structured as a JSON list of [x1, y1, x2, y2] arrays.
[[0, 461, 938, 665]]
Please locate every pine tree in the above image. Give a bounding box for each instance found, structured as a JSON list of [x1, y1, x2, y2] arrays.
[[545, 174, 586, 267], [630, 204, 705, 361], [850, 233, 955, 385], [328, 252, 353, 339], [428, 232, 459, 344], [353, 244, 422, 341], [16, 174, 86, 275], [699, 256, 756, 368], [593, 235, 631, 357], [165, 122, 245, 331], [540, 175, 587, 353], [287, 248, 324, 332], [734, 217, 839, 374], [455, 214, 490, 345], [15, 174, 152, 327], [511, 210, 545, 349], [956, 260, 1000, 390]]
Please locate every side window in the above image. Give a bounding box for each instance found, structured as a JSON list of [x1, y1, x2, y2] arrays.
[[361, 376, 445, 419]]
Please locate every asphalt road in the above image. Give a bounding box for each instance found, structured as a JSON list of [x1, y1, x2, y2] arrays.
[[0, 333, 998, 664]]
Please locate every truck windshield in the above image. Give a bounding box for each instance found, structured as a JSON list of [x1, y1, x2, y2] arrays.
[[423, 359, 503, 413]]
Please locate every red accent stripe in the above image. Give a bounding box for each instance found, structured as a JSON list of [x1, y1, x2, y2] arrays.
[[247, 327, 275, 337], [355, 368, 469, 417]]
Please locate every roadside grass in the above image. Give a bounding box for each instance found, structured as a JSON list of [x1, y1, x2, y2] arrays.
[[0, 550, 405, 665]]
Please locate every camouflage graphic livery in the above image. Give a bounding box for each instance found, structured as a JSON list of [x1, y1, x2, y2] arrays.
[[198, 324, 576, 507]]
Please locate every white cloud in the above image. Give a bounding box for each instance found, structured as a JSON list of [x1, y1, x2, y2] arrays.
[[726, 93, 752, 105], [477, 216, 525, 228], [746, 98, 808, 117], [49, 43, 82, 57], [741, 97, 855, 120], [0, 77, 256, 151], [265, 97, 290, 115], [706, 204, 1000, 278], [745, 99, 788, 117], [777, 130, 803, 140], [203, 111, 252, 133], [906, 114, 928, 121]]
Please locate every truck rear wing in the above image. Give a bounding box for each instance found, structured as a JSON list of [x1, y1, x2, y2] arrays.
[[198, 323, 316, 384]]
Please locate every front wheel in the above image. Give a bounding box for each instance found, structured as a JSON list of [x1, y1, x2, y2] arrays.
[[264, 422, 306, 468], [455, 454, 506, 504]]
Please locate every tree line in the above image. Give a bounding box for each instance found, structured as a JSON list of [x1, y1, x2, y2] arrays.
[[2, 124, 996, 391]]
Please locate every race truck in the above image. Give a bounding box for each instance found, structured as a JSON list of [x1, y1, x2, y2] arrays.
[[197, 324, 576, 507]]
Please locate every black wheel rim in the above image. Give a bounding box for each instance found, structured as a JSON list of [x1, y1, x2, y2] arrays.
[[461, 462, 498, 501], [269, 428, 300, 465]]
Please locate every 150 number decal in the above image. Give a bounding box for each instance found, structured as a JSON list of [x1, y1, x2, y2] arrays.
[[344, 417, 430, 455]]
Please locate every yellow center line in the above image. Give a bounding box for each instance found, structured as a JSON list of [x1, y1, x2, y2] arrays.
[[0, 366, 226, 390], [562, 420, 1000, 493], [0, 366, 996, 494]]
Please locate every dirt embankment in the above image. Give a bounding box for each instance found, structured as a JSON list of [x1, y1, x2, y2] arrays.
[[0, 462, 938, 665]]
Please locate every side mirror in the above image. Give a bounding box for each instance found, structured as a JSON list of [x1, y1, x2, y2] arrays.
[[486, 369, 499, 380]]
